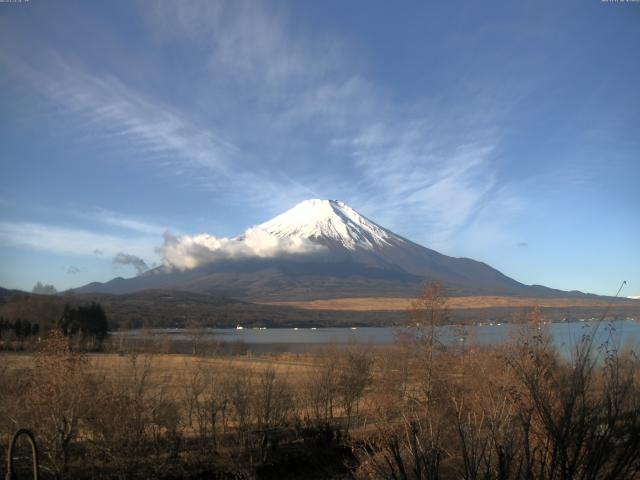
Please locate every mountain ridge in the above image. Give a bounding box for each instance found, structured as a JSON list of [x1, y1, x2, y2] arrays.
[[73, 199, 606, 300]]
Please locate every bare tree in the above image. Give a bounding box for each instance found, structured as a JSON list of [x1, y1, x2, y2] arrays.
[[405, 281, 448, 402], [337, 346, 373, 434], [253, 366, 294, 461], [356, 282, 449, 479], [225, 365, 254, 450], [305, 347, 340, 424], [182, 361, 229, 453], [506, 315, 640, 480], [83, 352, 162, 477], [26, 329, 89, 478]]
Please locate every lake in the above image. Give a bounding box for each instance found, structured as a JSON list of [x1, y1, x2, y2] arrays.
[[111, 318, 640, 355]]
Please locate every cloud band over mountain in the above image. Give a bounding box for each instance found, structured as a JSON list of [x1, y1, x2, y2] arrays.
[[159, 227, 325, 271]]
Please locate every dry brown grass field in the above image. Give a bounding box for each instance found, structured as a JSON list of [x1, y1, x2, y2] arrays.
[[0, 343, 384, 479], [263, 295, 639, 311], [0, 351, 319, 389]]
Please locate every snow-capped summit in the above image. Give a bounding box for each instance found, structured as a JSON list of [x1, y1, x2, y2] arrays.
[[258, 199, 400, 251]]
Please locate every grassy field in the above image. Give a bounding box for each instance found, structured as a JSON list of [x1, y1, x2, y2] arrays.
[[0, 351, 319, 386], [262, 295, 640, 311]]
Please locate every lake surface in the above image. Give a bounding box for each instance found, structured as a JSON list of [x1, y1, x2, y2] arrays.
[[112, 319, 640, 354]]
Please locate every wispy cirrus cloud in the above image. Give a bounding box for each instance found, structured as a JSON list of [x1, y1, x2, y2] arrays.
[[146, 0, 341, 88], [69, 207, 167, 235], [2, 1, 518, 249], [339, 116, 499, 247], [149, 2, 509, 243], [1, 47, 323, 215], [1, 52, 236, 174], [98, 212, 165, 235], [150, 1, 509, 242], [0, 221, 157, 261]]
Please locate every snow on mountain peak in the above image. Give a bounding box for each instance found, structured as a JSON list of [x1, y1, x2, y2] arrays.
[[258, 199, 398, 250]]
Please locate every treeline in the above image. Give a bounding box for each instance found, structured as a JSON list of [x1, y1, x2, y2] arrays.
[[0, 289, 399, 331], [0, 302, 108, 350], [58, 302, 108, 345], [0, 318, 40, 339]]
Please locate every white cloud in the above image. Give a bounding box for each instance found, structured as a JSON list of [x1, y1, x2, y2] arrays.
[[0, 219, 326, 276], [160, 227, 325, 271]]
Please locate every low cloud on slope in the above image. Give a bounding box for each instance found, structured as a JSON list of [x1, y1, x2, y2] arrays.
[[160, 227, 325, 271], [113, 252, 150, 275]]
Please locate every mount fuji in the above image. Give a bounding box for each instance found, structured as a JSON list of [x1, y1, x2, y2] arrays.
[[75, 199, 581, 300], [258, 199, 397, 251]]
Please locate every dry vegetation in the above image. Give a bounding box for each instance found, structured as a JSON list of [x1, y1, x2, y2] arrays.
[[263, 295, 640, 311], [2, 283, 640, 479]]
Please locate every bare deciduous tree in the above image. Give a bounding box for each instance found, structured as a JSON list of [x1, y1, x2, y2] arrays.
[[337, 346, 373, 434], [27, 329, 89, 478]]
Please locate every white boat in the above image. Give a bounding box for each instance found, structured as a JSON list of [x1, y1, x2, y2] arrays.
[[236, 325, 244, 330]]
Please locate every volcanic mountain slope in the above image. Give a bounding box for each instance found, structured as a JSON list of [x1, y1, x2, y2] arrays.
[[75, 199, 592, 300]]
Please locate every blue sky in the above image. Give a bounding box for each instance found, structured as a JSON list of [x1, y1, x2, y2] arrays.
[[0, 0, 638, 296]]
